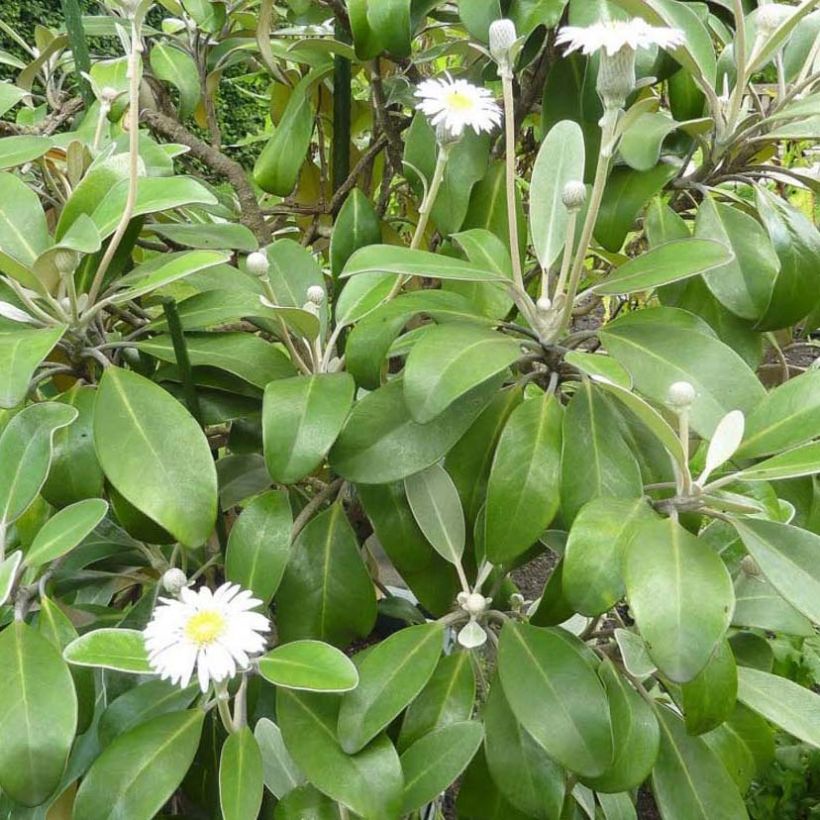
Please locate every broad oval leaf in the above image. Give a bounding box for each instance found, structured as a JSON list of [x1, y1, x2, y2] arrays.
[[681, 639, 738, 736], [64, 627, 152, 673], [338, 622, 444, 754], [0, 325, 67, 408], [263, 373, 355, 483], [400, 721, 484, 814], [624, 518, 734, 683], [404, 323, 521, 423], [220, 727, 264, 820], [331, 188, 382, 279], [498, 622, 613, 778], [0, 622, 77, 806], [73, 710, 204, 820], [0, 171, 50, 291], [259, 640, 359, 692], [94, 367, 218, 547], [25, 498, 108, 568], [255, 717, 305, 799]]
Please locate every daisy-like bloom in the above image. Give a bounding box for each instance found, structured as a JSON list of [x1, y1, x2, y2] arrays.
[[415, 77, 502, 139], [144, 582, 270, 692], [556, 19, 685, 111]]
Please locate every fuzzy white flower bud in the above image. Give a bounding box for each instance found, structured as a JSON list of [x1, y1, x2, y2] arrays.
[[459, 592, 491, 617], [54, 249, 79, 276], [161, 568, 188, 595], [536, 296, 552, 313], [306, 285, 325, 305], [562, 180, 587, 211], [99, 86, 119, 105], [489, 19, 518, 65], [246, 251, 269, 278], [667, 380, 696, 409]]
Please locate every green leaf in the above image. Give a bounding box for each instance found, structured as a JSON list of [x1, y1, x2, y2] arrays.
[[0, 171, 50, 291], [338, 622, 444, 754], [150, 43, 201, 119], [499, 622, 613, 778], [735, 441, 820, 482], [64, 627, 152, 673], [732, 518, 820, 626], [483, 680, 566, 818], [220, 727, 265, 820], [619, 111, 686, 171], [681, 639, 737, 736], [560, 381, 642, 523], [509, 0, 569, 32], [225, 490, 291, 605], [738, 370, 820, 458], [404, 463, 465, 566], [398, 651, 475, 751], [600, 306, 765, 437], [275, 503, 376, 646], [138, 331, 295, 389], [0, 325, 66, 408], [0, 549, 21, 606], [331, 188, 382, 279], [254, 717, 305, 799], [624, 518, 734, 683], [732, 573, 813, 637], [330, 374, 501, 484], [565, 351, 632, 389], [615, 628, 657, 679], [593, 239, 734, 295], [148, 289, 264, 332], [273, 784, 340, 819], [0, 401, 77, 527], [277, 688, 403, 819], [73, 710, 204, 820], [401, 721, 483, 814], [530, 120, 585, 271], [335, 272, 394, 326], [0, 135, 51, 170], [94, 367, 218, 547], [457, 748, 531, 820], [25, 498, 108, 568], [263, 373, 354, 483], [367, 0, 412, 56], [403, 324, 520, 423], [563, 497, 656, 616], [259, 640, 359, 692], [0, 82, 27, 118], [342, 244, 507, 282], [652, 706, 747, 820], [0, 622, 77, 806], [149, 222, 258, 252], [737, 666, 820, 750], [584, 659, 659, 793], [485, 393, 562, 564]]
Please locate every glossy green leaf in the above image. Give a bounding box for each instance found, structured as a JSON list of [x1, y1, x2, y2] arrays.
[[0, 134, 51, 169], [263, 373, 354, 483], [255, 717, 305, 799], [0, 171, 50, 291], [400, 721, 483, 814], [0, 324, 66, 408], [735, 441, 820, 482], [457, 748, 531, 820], [0, 622, 77, 806], [25, 498, 108, 568], [485, 393, 562, 563], [563, 497, 656, 616], [732, 518, 820, 625], [624, 518, 734, 683], [64, 627, 152, 673], [275, 503, 376, 646], [652, 706, 747, 820], [0, 82, 27, 117], [338, 622, 443, 754], [0, 401, 77, 527], [499, 622, 613, 778], [0, 549, 20, 606], [94, 367, 218, 547], [732, 573, 813, 637], [615, 628, 657, 679], [150, 43, 200, 119], [330, 374, 501, 484], [220, 727, 264, 820], [277, 688, 403, 819], [593, 239, 733, 295], [225, 490, 291, 605], [149, 222, 257, 252], [73, 710, 204, 820], [681, 639, 738, 736], [259, 640, 358, 692], [565, 351, 632, 388]]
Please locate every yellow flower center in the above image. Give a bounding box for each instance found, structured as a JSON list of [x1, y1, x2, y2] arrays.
[[446, 91, 475, 112], [184, 610, 226, 646]]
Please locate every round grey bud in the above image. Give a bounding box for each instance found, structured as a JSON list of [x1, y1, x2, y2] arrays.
[[161, 568, 188, 595], [246, 251, 270, 278], [99, 86, 119, 104], [740, 555, 761, 577], [54, 249, 79, 275], [461, 592, 490, 617], [489, 18, 517, 64], [667, 380, 696, 408], [306, 285, 325, 305], [536, 296, 552, 313], [562, 180, 587, 210]]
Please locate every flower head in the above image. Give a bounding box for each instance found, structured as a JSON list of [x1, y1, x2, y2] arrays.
[[556, 18, 685, 57], [415, 77, 502, 138], [144, 582, 270, 692]]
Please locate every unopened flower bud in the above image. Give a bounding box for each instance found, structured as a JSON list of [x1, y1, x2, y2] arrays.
[[740, 555, 761, 576], [306, 285, 325, 305], [435, 121, 460, 148], [460, 592, 490, 617], [246, 251, 269, 278], [597, 47, 638, 110], [489, 19, 517, 65], [54, 249, 79, 275], [562, 180, 587, 211], [161, 567, 187, 595], [99, 86, 119, 105], [667, 380, 696, 409], [536, 296, 552, 313]]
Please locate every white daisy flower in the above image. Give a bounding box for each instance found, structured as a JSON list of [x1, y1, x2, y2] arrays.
[[555, 18, 685, 56], [415, 77, 502, 138], [144, 582, 270, 692]]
